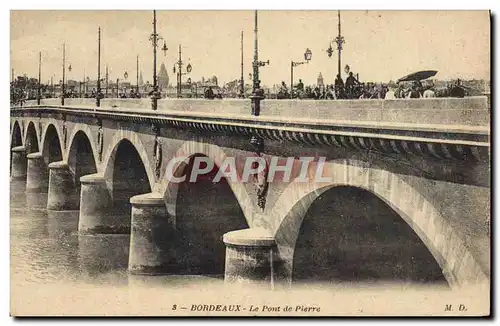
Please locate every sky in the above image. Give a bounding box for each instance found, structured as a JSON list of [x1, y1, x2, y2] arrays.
[[10, 10, 490, 87]]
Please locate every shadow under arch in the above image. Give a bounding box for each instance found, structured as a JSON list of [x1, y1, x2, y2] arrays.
[[66, 124, 99, 169], [291, 185, 447, 286], [171, 153, 249, 275], [105, 139, 152, 233], [25, 121, 39, 154], [160, 141, 253, 226], [11, 120, 22, 149], [41, 124, 63, 165], [102, 131, 155, 196], [10, 120, 23, 175], [67, 130, 98, 202], [272, 159, 488, 289]]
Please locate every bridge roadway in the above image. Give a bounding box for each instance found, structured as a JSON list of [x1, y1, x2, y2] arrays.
[[10, 97, 490, 289]]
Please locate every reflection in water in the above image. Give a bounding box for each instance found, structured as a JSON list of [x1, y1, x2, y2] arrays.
[[10, 181, 224, 290], [25, 192, 48, 209], [11, 179, 451, 309], [77, 234, 130, 282], [46, 210, 79, 238]]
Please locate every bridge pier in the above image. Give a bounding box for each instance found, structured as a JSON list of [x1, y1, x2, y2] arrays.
[[128, 193, 177, 275], [78, 174, 114, 234], [223, 228, 279, 287], [11, 146, 27, 181], [26, 152, 49, 193], [47, 161, 79, 211]]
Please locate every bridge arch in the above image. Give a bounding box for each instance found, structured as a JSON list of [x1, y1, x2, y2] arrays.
[[102, 130, 155, 192], [159, 141, 250, 274], [41, 119, 64, 156], [272, 158, 488, 289], [102, 132, 154, 233], [67, 130, 98, 196], [10, 120, 22, 148], [41, 124, 63, 165], [67, 124, 99, 169], [24, 121, 39, 154], [159, 140, 253, 225]]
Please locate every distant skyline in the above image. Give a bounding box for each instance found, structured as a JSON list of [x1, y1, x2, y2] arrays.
[[10, 10, 490, 86]]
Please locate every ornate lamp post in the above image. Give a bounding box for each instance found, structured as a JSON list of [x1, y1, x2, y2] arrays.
[[290, 48, 312, 99], [105, 65, 109, 98], [82, 69, 86, 97], [124, 71, 128, 95], [115, 71, 128, 98], [96, 26, 102, 107], [61, 43, 66, 105], [67, 64, 72, 98], [37, 51, 41, 105], [327, 10, 345, 80], [173, 44, 192, 98], [239, 31, 245, 98], [136, 55, 140, 94], [149, 10, 167, 110], [250, 10, 269, 116]]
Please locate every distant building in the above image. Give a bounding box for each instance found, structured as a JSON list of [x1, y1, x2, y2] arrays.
[[158, 63, 169, 89], [317, 73, 324, 87], [198, 76, 218, 87], [138, 72, 144, 86]]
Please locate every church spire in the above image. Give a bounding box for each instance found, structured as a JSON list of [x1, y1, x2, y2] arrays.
[[139, 71, 144, 86], [158, 62, 169, 88]]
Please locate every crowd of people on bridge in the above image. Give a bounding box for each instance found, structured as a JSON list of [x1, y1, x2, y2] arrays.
[[10, 73, 470, 105], [276, 74, 467, 100]]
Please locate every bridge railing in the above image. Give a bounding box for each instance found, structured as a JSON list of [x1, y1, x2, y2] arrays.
[[18, 96, 490, 127]]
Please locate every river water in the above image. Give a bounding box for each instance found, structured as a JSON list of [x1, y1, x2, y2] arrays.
[[10, 180, 225, 308], [12, 179, 474, 317]]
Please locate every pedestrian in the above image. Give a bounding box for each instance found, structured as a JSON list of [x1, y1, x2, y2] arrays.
[[278, 81, 289, 99], [204, 86, 215, 99], [369, 85, 380, 99], [297, 79, 304, 92], [423, 86, 436, 98], [345, 72, 359, 99], [325, 85, 336, 100], [407, 82, 421, 98], [334, 74, 345, 99], [384, 86, 396, 99], [394, 83, 404, 98], [450, 79, 465, 98]]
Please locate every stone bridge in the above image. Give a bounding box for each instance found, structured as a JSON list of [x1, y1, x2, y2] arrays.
[[10, 97, 490, 290]]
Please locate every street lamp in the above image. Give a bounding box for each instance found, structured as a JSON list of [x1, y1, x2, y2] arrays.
[[239, 31, 245, 98], [67, 64, 72, 98], [136, 55, 140, 94], [250, 10, 270, 116], [161, 41, 168, 56], [327, 10, 345, 81], [124, 71, 129, 95], [173, 44, 193, 98], [149, 10, 166, 110], [113, 71, 129, 97], [96, 26, 103, 107], [61, 43, 66, 105], [290, 48, 312, 99], [37, 51, 41, 105]]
